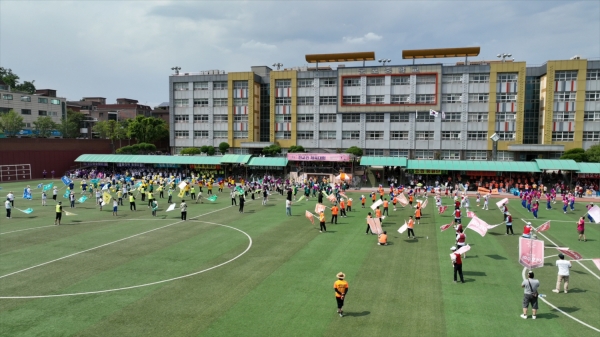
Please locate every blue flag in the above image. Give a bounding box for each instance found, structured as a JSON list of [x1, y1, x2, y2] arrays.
[[20, 208, 34, 214], [63, 190, 71, 198], [207, 195, 218, 202], [61, 176, 73, 186], [43, 182, 54, 191], [37, 183, 43, 188], [78, 195, 88, 203]]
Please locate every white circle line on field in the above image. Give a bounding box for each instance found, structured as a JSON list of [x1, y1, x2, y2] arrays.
[[0, 220, 252, 299]]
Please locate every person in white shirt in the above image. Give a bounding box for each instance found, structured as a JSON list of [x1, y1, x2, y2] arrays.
[[5, 198, 11, 219], [7, 191, 15, 206], [553, 254, 571, 294], [52, 187, 58, 201], [286, 199, 292, 216], [483, 194, 489, 210]]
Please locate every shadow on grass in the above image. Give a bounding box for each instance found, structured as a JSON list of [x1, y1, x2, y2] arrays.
[[488, 232, 505, 236], [463, 271, 487, 277], [565, 288, 586, 293], [403, 239, 419, 243], [535, 312, 559, 319], [572, 270, 587, 275], [551, 306, 580, 314], [344, 311, 370, 317], [486, 254, 507, 260]]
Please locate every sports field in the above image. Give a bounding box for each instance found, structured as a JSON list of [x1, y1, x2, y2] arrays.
[[1, 179, 599, 337]]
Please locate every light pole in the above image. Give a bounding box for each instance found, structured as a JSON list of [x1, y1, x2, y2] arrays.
[[496, 53, 512, 62], [272, 63, 283, 70], [378, 59, 391, 66], [171, 66, 181, 75]]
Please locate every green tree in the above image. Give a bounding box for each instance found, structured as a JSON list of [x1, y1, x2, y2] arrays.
[[0, 110, 25, 137], [262, 144, 282, 156], [58, 109, 86, 138], [200, 145, 209, 155], [127, 115, 169, 144], [93, 120, 127, 153], [206, 146, 216, 156], [0, 67, 36, 94], [345, 146, 363, 157], [33, 116, 57, 138], [116, 145, 136, 154], [288, 145, 305, 153], [218, 142, 230, 155], [180, 147, 201, 155], [585, 144, 600, 163], [560, 148, 587, 162]]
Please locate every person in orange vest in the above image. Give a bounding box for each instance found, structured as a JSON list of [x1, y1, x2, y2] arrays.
[[371, 192, 376, 203], [383, 198, 389, 216], [375, 206, 382, 224], [365, 212, 373, 234], [319, 211, 326, 233], [361, 195, 366, 208], [379, 187, 384, 201], [378, 231, 388, 246], [392, 195, 398, 211], [347, 198, 352, 212], [331, 204, 339, 224], [415, 206, 422, 225], [339, 199, 347, 218], [409, 194, 414, 207], [407, 215, 415, 239]]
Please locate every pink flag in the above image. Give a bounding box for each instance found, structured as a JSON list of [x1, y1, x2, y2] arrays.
[[327, 194, 337, 203], [558, 249, 583, 260], [466, 216, 489, 237], [519, 237, 545, 269], [587, 205, 600, 223], [339, 192, 348, 199], [439, 205, 448, 214], [397, 193, 409, 207], [593, 259, 600, 271], [421, 198, 428, 209], [456, 244, 470, 255], [536, 221, 551, 232], [368, 217, 383, 235], [315, 203, 326, 214], [466, 211, 475, 218], [305, 210, 314, 225], [496, 198, 509, 209], [440, 224, 452, 231]]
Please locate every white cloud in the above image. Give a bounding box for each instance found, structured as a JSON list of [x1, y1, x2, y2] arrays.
[[343, 32, 383, 44], [241, 40, 277, 50]]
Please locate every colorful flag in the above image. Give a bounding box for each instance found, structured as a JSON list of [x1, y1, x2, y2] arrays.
[[37, 183, 43, 188], [207, 195, 218, 202], [397, 193, 409, 207], [466, 211, 475, 218], [43, 183, 54, 191], [440, 224, 452, 231], [466, 216, 490, 237], [315, 203, 326, 214], [587, 205, 600, 223], [18, 208, 34, 214], [456, 244, 471, 255], [496, 198, 509, 209], [439, 205, 448, 214], [327, 194, 337, 203], [339, 192, 348, 200], [178, 181, 187, 190], [398, 222, 408, 234], [370, 199, 383, 210], [429, 109, 439, 117], [102, 184, 109, 191], [321, 190, 329, 197], [102, 192, 112, 206], [536, 221, 551, 232], [178, 189, 185, 198], [64, 211, 77, 216], [558, 249, 582, 260], [77, 195, 88, 203], [166, 203, 176, 212], [134, 181, 142, 188], [305, 210, 315, 225], [519, 237, 545, 269], [421, 198, 428, 209], [593, 259, 600, 271], [63, 189, 71, 199], [61, 176, 73, 186], [368, 217, 383, 235], [91, 178, 100, 184]]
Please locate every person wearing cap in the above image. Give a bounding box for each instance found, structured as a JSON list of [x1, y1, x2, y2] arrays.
[[505, 212, 514, 235], [521, 271, 540, 319], [333, 272, 349, 317], [553, 253, 571, 294], [522, 222, 534, 238], [455, 228, 467, 258], [450, 246, 465, 283], [54, 201, 64, 225], [378, 231, 388, 245]]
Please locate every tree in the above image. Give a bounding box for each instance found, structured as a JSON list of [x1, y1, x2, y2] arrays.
[[560, 148, 587, 162], [206, 146, 216, 156], [93, 120, 127, 153], [116, 143, 156, 155], [58, 109, 86, 138], [218, 142, 230, 155], [288, 145, 305, 153], [0, 67, 36, 94], [127, 115, 169, 144], [345, 146, 363, 157], [200, 145, 209, 155], [180, 147, 201, 155], [0, 110, 25, 137], [33, 116, 57, 138], [262, 144, 282, 156], [585, 144, 600, 163]]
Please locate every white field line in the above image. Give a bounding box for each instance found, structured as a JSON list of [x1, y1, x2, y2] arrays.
[[0, 226, 56, 235], [536, 231, 600, 281]]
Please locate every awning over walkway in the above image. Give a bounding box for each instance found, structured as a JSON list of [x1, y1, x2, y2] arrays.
[[247, 157, 288, 167], [220, 154, 252, 164], [360, 156, 407, 167], [534, 159, 579, 171], [576, 162, 600, 174], [74, 154, 222, 165], [406, 160, 540, 172]]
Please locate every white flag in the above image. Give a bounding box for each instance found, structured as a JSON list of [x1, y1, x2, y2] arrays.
[[429, 109, 439, 117], [588, 205, 600, 223], [398, 222, 408, 234], [166, 203, 176, 212]]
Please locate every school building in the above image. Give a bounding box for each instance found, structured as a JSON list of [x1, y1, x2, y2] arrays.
[[168, 48, 600, 161]]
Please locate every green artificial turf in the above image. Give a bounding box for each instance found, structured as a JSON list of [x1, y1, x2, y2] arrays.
[[0, 179, 598, 337]]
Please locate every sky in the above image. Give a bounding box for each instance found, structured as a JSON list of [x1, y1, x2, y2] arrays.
[[1, 0, 598, 108]]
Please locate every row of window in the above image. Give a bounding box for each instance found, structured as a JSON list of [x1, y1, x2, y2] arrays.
[[554, 91, 600, 101], [14, 109, 59, 116], [1, 94, 61, 104], [362, 149, 490, 160], [174, 114, 249, 122]]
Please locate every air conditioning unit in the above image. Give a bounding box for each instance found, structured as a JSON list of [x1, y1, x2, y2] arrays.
[[570, 55, 581, 60]]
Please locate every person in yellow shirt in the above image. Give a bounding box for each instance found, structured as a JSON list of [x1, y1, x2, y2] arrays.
[[334, 272, 349, 317], [407, 215, 415, 239], [207, 181, 213, 195], [117, 189, 123, 206], [378, 231, 388, 246], [319, 211, 326, 233], [147, 191, 154, 208]]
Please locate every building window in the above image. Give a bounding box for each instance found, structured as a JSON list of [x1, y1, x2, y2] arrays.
[[342, 113, 361, 123], [366, 113, 384, 123], [319, 131, 336, 139], [465, 150, 487, 160], [416, 113, 434, 122], [496, 94, 517, 102], [414, 150, 434, 160], [213, 115, 228, 122], [390, 112, 409, 122], [441, 131, 461, 140], [275, 79, 291, 88], [442, 74, 462, 83], [467, 131, 487, 140], [297, 114, 314, 122], [297, 131, 314, 139], [555, 71, 578, 81], [389, 149, 409, 157], [175, 114, 190, 123], [415, 131, 433, 140], [586, 70, 600, 81], [233, 131, 248, 139], [441, 150, 460, 160], [554, 92, 576, 101], [174, 99, 189, 107], [0, 107, 11, 113], [321, 78, 337, 87], [442, 94, 462, 103], [467, 112, 487, 122], [496, 151, 514, 161], [497, 73, 518, 82], [297, 96, 313, 105], [367, 77, 385, 86], [234, 115, 249, 122], [38, 110, 47, 116], [274, 115, 291, 122], [213, 131, 228, 138], [49, 99, 59, 105], [233, 148, 250, 154], [444, 112, 462, 122], [552, 131, 574, 141], [546, 152, 564, 159], [275, 97, 292, 105], [275, 131, 291, 139], [584, 111, 600, 121], [193, 81, 209, 90], [233, 98, 248, 106], [366, 95, 384, 104], [194, 115, 208, 123], [319, 96, 337, 105], [213, 98, 228, 106], [38, 97, 48, 104], [213, 81, 228, 90], [297, 79, 314, 88], [343, 78, 360, 87], [193, 99, 209, 107], [495, 132, 515, 140], [342, 96, 360, 105], [583, 131, 600, 141], [495, 112, 517, 122], [552, 111, 575, 121], [174, 130, 189, 138], [390, 131, 408, 140], [194, 131, 209, 138], [365, 149, 384, 157], [2, 94, 12, 100], [174, 82, 189, 91], [391, 76, 409, 85], [391, 95, 410, 104], [21, 96, 31, 102], [415, 94, 435, 103], [416, 75, 436, 84], [585, 91, 600, 101], [342, 131, 360, 140], [21, 109, 31, 115], [233, 81, 248, 89], [469, 93, 489, 103], [366, 131, 384, 140], [469, 74, 490, 83], [319, 114, 337, 123]]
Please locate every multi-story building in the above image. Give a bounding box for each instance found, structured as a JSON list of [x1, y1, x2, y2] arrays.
[[168, 48, 600, 160]]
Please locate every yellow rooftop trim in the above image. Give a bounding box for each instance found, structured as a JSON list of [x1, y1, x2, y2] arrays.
[[305, 52, 376, 63], [402, 47, 480, 59]]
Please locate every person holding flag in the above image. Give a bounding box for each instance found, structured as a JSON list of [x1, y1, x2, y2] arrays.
[[319, 211, 327, 233], [483, 194, 489, 210], [586, 203, 595, 223], [406, 216, 415, 239], [52, 186, 58, 202], [147, 191, 155, 208], [378, 231, 388, 246], [151, 199, 158, 217], [331, 204, 339, 224], [450, 246, 465, 283], [455, 228, 467, 257], [168, 188, 173, 204], [54, 201, 64, 225], [69, 190, 76, 208], [361, 195, 366, 208], [577, 216, 586, 242], [382, 198, 389, 216], [117, 189, 123, 206], [532, 201, 539, 219], [505, 212, 514, 235]]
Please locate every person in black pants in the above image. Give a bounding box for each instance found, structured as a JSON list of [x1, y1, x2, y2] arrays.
[[231, 190, 237, 206], [318, 190, 323, 204], [239, 194, 245, 213], [180, 200, 187, 221], [450, 246, 465, 283]]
